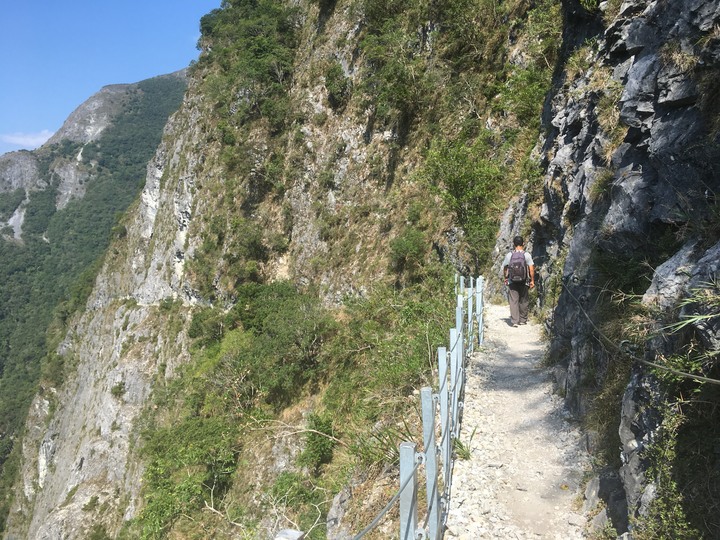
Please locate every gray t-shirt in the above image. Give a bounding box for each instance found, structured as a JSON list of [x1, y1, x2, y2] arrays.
[[502, 250, 534, 270]]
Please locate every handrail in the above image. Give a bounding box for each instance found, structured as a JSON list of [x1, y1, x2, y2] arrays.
[[350, 275, 484, 540]]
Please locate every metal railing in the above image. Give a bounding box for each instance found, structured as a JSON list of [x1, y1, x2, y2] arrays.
[[353, 275, 485, 540]]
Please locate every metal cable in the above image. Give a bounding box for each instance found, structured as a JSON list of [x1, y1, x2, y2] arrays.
[[353, 460, 423, 539]]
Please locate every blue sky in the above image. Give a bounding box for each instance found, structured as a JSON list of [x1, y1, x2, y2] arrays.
[[0, 0, 221, 156]]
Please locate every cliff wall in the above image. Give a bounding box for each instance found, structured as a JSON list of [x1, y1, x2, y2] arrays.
[[495, 0, 720, 533]]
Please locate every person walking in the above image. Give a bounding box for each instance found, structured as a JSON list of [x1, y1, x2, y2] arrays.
[[502, 235, 535, 327]]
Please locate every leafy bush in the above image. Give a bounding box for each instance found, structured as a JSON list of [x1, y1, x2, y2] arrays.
[[390, 227, 426, 278], [321, 268, 453, 448], [298, 413, 336, 473], [0, 188, 25, 221], [195, 0, 299, 132], [139, 417, 239, 538], [325, 62, 352, 110], [420, 132, 506, 266]]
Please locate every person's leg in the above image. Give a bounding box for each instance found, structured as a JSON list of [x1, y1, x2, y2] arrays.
[[508, 285, 520, 325], [518, 284, 529, 324]]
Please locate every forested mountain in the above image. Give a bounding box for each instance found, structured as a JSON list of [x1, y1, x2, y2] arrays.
[[0, 73, 186, 531], [1, 0, 719, 538]]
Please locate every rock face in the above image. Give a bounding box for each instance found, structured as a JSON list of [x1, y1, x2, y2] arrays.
[[45, 85, 134, 147], [493, 0, 720, 533], [0, 74, 187, 539]]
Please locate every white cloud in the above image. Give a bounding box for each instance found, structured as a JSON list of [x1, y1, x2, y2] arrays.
[[0, 130, 55, 150]]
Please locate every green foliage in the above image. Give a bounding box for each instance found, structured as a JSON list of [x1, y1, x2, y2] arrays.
[[453, 426, 477, 460], [82, 496, 100, 512], [389, 227, 427, 282], [499, 66, 551, 129], [579, 0, 599, 11], [321, 268, 453, 465], [324, 62, 352, 110], [87, 525, 111, 540], [298, 413, 336, 473], [0, 188, 25, 221], [270, 472, 327, 539], [133, 281, 337, 535], [111, 382, 126, 399], [216, 282, 337, 409], [634, 283, 720, 538], [22, 186, 58, 236], [420, 132, 507, 265], [133, 267, 454, 536], [195, 0, 299, 134], [139, 416, 239, 539], [589, 168, 615, 203], [362, 27, 428, 124], [633, 411, 703, 539]]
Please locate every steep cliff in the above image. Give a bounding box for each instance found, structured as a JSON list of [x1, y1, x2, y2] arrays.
[[495, 0, 720, 535], [0, 73, 187, 535]]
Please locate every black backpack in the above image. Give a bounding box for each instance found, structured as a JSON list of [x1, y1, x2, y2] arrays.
[[508, 251, 527, 283]]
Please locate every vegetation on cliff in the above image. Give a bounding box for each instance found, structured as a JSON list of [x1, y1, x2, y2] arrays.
[[7, 0, 720, 537], [112, 0, 562, 537], [0, 75, 186, 531]]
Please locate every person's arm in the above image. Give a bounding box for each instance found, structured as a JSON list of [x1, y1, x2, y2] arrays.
[[528, 264, 535, 288]]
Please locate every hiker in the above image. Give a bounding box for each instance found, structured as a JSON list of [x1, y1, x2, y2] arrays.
[[502, 235, 535, 327]]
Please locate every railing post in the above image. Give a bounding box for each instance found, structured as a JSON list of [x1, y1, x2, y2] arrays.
[[399, 442, 419, 540], [467, 290, 474, 354], [455, 304, 462, 342], [476, 276, 484, 345], [438, 346, 451, 486], [454, 330, 464, 440], [450, 327, 462, 439], [421, 387, 441, 540]]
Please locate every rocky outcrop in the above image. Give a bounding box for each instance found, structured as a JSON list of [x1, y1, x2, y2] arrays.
[[493, 0, 720, 533], [45, 85, 134, 147], [0, 152, 42, 192]]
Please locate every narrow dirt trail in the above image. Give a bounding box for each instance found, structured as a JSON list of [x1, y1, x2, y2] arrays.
[[446, 303, 589, 539]]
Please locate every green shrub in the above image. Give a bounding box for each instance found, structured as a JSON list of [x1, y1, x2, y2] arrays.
[[110, 382, 126, 399], [138, 416, 239, 538], [298, 413, 336, 473], [0, 188, 25, 221], [633, 410, 703, 539], [325, 62, 351, 109], [390, 227, 426, 277], [420, 132, 506, 266]]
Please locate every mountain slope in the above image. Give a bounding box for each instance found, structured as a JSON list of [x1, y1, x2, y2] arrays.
[[0, 72, 186, 533]]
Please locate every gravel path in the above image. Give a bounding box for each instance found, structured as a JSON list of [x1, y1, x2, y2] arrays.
[[446, 303, 589, 539]]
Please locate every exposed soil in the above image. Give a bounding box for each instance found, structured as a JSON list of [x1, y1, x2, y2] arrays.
[[446, 303, 590, 539]]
